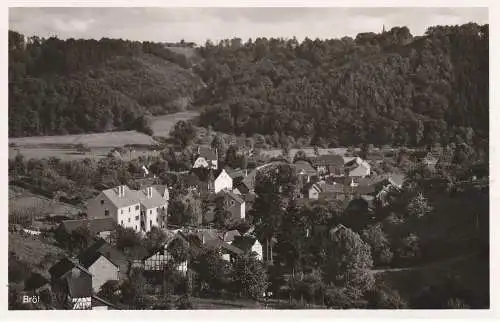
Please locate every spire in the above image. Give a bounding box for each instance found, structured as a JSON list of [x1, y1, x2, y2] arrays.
[[382, 25, 386, 33]]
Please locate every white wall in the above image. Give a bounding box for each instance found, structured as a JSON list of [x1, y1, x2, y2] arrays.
[[88, 256, 119, 293], [214, 170, 233, 193], [252, 240, 263, 261], [193, 157, 209, 169], [117, 203, 141, 232], [240, 202, 246, 219], [142, 202, 167, 232]]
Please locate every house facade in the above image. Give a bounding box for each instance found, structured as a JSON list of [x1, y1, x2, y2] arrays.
[[49, 258, 93, 310], [84, 255, 119, 293], [192, 146, 218, 170], [86, 185, 169, 233], [214, 169, 233, 193]]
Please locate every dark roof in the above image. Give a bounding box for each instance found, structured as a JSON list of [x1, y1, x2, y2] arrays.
[[77, 239, 125, 271], [311, 154, 344, 167], [205, 238, 244, 256], [226, 167, 245, 180], [234, 181, 250, 195], [66, 267, 93, 298], [355, 184, 376, 195], [293, 160, 317, 175], [92, 295, 119, 309], [197, 146, 217, 161], [49, 257, 78, 280], [221, 190, 245, 205], [60, 218, 116, 235], [231, 236, 258, 253]]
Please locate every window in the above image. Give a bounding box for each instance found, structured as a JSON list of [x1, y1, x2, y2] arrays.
[[100, 200, 104, 205], [129, 207, 131, 212], [150, 209, 152, 214], [104, 209, 109, 217], [128, 218, 131, 223], [121, 220, 123, 225], [135, 216, 139, 221], [135, 205, 139, 210], [135, 225, 137, 231], [121, 209, 123, 214], [150, 220, 152, 227], [156, 217, 158, 223]]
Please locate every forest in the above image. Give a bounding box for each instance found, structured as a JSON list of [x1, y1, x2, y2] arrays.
[[8, 31, 203, 137], [194, 24, 489, 148], [9, 23, 489, 150]]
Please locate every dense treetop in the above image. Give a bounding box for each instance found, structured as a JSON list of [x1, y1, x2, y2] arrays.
[[9, 23, 488, 150], [195, 24, 488, 147], [8, 31, 203, 137]]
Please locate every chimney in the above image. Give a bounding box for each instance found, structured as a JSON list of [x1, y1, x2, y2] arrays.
[[197, 146, 200, 154], [146, 187, 152, 198]]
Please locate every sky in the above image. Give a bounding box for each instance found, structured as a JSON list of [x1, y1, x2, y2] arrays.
[[9, 7, 489, 45]]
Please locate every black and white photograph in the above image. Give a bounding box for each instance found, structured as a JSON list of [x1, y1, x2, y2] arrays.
[[6, 3, 492, 315]]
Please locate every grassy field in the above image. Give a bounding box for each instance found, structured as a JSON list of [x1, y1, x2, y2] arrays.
[[150, 110, 199, 137], [9, 232, 65, 272], [8, 111, 200, 161], [9, 186, 83, 227]]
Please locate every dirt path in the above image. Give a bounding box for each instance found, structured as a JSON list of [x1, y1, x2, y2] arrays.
[[371, 252, 479, 275]]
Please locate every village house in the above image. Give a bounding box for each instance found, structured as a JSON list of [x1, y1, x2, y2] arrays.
[[192, 146, 218, 170], [186, 229, 245, 262], [220, 190, 246, 220], [310, 154, 345, 177], [293, 160, 318, 185], [344, 157, 371, 178], [78, 239, 129, 281], [231, 236, 263, 261], [76, 247, 120, 293], [190, 168, 233, 193], [143, 232, 190, 274], [49, 257, 93, 310], [86, 185, 169, 233], [55, 217, 116, 243]]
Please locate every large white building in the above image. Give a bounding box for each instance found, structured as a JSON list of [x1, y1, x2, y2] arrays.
[[86, 185, 169, 233]]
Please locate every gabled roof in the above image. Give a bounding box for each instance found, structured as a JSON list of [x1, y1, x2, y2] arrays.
[[102, 186, 140, 209], [92, 295, 119, 309], [102, 185, 167, 209], [197, 146, 217, 161], [311, 154, 344, 167], [76, 239, 127, 271], [59, 218, 116, 235], [231, 236, 259, 253], [293, 160, 317, 175], [226, 167, 245, 180], [152, 185, 169, 199], [234, 182, 250, 195], [49, 256, 92, 280], [223, 230, 241, 243], [220, 190, 245, 205], [24, 273, 49, 291], [205, 238, 244, 256]]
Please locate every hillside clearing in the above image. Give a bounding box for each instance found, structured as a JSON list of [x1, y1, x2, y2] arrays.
[[150, 110, 200, 137]]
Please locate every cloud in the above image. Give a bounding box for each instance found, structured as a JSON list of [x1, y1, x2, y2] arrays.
[[9, 7, 488, 44], [53, 18, 96, 33]]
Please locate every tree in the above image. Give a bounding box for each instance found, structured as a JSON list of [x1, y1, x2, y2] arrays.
[[323, 226, 374, 296], [293, 150, 308, 163], [114, 226, 142, 253], [361, 223, 393, 266], [120, 267, 148, 308], [97, 280, 121, 304], [170, 120, 196, 148], [231, 253, 269, 299], [211, 134, 226, 161], [191, 247, 230, 295], [225, 144, 239, 168], [144, 227, 168, 253], [406, 192, 433, 218], [364, 281, 407, 309]]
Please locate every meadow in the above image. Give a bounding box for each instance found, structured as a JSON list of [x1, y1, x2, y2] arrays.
[[8, 111, 199, 161]]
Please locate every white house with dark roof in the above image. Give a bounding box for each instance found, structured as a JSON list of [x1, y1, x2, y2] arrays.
[[193, 146, 218, 170], [86, 185, 169, 233]]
